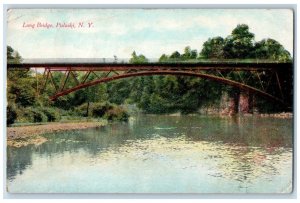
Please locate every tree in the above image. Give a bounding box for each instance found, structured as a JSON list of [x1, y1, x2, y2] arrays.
[[9, 79, 36, 107], [190, 49, 198, 59], [159, 54, 169, 62], [7, 46, 14, 61], [200, 37, 224, 59], [182, 46, 191, 60], [181, 46, 198, 60], [7, 46, 36, 107], [253, 38, 291, 62], [129, 51, 149, 64], [223, 24, 255, 58], [107, 79, 132, 105], [170, 51, 181, 59], [68, 72, 109, 116]]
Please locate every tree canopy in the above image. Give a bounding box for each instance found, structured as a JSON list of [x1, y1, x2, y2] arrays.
[[199, 24, 291, 62]]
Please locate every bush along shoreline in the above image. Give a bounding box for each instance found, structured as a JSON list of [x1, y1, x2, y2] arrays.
[[7, 101, 130, 127]]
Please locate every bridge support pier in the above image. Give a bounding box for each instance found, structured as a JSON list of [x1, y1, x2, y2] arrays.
[[239, 92, 250, 114], [222, 91, 256, 115], [220, 91, 239, 116]]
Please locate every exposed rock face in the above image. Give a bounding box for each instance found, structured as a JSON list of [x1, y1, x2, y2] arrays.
[[220, 91, 239, 116], [228, 97, 238, 115], [200, 91, 285, 116], [219, 91, 255, 115], [239, 92, 250, 113]]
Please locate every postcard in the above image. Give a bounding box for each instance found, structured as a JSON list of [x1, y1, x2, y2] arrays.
[[6, 8, 294, 194]]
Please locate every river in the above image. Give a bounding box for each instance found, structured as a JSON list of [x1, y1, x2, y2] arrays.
[[7, 114, 293, 193]]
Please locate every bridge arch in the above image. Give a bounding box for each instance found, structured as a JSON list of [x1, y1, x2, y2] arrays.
[[50, 70, 285, 105]]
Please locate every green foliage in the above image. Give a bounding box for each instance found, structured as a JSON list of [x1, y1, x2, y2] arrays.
[[223, 24, 255, 58], [91, 102, 113, 118], [253, 39, 292, 62], [107, 79, 132, 104], [74, 103, 91, 117], [9, 78, 36, 107], [73, 102, 129, 121], [18, 107, 48, 123], [129, 51, 149, 64], [104, 106, 129, 121], [41, 107, 61, 122], [7, 46, 23, 64], [7, 46, 14, 60], [7, 46, 37, 108], [199, 24, 291, 62], [200, 37, 224, 58], [29, 108, 48, 123], [7, 104, 17, 126], [159, 54, 169, 62], [170, 51, 181, 60], [21, 107, 62, 122]]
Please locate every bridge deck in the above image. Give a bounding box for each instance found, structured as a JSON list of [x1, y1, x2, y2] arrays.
[[7, 62, 293, 71]]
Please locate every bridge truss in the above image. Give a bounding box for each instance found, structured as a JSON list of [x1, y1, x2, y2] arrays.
[[7, 62, 293, 108]]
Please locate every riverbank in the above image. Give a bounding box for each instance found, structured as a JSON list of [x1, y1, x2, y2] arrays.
[[7, 121, 107, 148]]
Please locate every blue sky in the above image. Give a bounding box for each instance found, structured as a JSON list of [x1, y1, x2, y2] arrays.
[[7, 9, 293, 59]]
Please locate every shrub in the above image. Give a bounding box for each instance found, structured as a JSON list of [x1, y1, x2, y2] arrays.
[[30, 108, 48, 123], [92, 102, 113, 118], [74, 102, 130, 121], [104, 106, 129, 121], [41, 107, 61, 122], [7, 104, 17, 126], [18, 107, 47, 123], [17, 108, 33, 123]]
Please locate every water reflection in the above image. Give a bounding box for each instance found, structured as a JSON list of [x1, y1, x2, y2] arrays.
[[7, 115, 293, 193]]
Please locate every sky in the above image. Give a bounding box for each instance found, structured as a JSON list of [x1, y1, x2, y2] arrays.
[[6, 9, 294, 59]]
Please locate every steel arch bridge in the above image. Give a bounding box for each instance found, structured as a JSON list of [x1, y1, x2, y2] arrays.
[[7, 62, 293, 108]]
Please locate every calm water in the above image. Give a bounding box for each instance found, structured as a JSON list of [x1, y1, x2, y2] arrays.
[[7, 115, 293, 193]]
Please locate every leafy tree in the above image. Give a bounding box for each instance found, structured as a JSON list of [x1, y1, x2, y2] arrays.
[[7, 46, 36, 107], [70, 73, 108, 116], [200, 37, 224, 59], [159, 54, 169, 63], [129, 51, 149, 64], [7, 46, 14, 61], [128, 77, 144, 103], [253, 38, 291, 62], [9, 79, 36, 107], [190, 49, 198, 59], [107, 79, 132, 105], [223, 24, 255, 58], [181, 46, 197, 60], [170, 51, 181, 59]]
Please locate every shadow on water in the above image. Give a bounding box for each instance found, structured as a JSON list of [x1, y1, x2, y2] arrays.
[[7, 114, 293, 184], [7, 146, 33, 181]]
